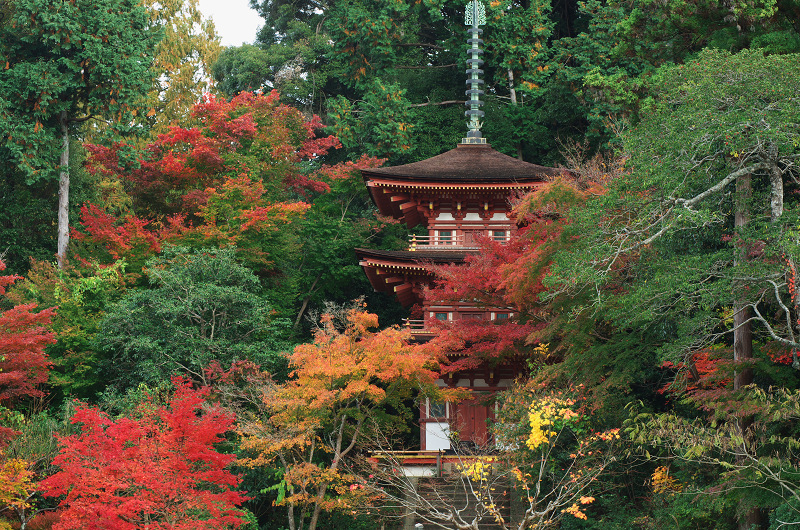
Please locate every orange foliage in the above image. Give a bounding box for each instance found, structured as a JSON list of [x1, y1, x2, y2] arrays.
[[233, 307, 445, 528]]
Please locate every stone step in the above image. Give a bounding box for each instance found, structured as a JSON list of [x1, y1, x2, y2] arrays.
[[403, 476, 514, 530]]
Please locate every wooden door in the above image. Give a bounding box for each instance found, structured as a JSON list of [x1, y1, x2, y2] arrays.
[[452, 396, 493, 450]]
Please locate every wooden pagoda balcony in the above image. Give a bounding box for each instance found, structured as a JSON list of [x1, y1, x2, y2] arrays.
[[407, 233, 509, 251], [403, 316, 511, 340], [403, 319, 435, 340]]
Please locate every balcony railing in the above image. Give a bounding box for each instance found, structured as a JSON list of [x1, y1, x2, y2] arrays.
[[403, 319, 435, 336], [404, 316, 512, 337], [408, 234, 468, 250], [407, 233, 510, 251]]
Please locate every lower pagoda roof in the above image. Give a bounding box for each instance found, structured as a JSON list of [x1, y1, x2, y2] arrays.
[[355, 248, 467, 306], [356, 248, 468, 264]]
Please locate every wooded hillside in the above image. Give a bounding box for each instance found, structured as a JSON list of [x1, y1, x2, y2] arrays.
[[2, 0, 800, 528]]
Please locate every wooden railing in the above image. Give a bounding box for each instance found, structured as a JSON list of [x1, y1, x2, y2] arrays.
[[407, 233, 509, 251], [408, 234, 468, 249], [403, 319, 435, 336]]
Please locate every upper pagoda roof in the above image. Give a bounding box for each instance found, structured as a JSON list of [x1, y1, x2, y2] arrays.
[[361, 143, 561, 184]]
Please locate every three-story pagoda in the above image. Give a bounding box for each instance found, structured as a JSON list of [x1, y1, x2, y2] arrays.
[[356, 0, 561, 453]]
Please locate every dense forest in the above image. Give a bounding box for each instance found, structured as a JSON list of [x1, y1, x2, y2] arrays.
[[2, 0, 800, 528]]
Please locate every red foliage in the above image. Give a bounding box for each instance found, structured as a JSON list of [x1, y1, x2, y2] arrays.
[[72, 204, 171, 260], [426, 220, 557, 313], [420, 214, 560, 369], [19, 510, 62, 530], [424, 319, 539, 374], [40, 378, 247, 530], [765, 347, 796, 365], [86, 91, 355, 217], [0, 260, 55, 407], [77, 91, 381, 268], [659, 348, 734, 400]]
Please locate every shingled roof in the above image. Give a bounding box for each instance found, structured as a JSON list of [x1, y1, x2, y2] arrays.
[[361, 143, 561, 183], [355, 248, 468, 265]]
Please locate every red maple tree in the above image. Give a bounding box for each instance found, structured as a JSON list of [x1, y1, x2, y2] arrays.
[[40, 378, 247, 530], [75, 91, 381, 269], [0, 260, 55, 409], [420, 199, 567, 373]]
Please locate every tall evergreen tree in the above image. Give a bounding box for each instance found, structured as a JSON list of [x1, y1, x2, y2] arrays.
[[143, 0, 222, 134], [0, 0, 159, 267]]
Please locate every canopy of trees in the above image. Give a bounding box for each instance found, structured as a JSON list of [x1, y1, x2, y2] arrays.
[[3, 0, 800, 528]]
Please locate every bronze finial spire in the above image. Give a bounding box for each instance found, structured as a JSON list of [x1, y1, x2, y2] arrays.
[[463, 0, 486, 144]]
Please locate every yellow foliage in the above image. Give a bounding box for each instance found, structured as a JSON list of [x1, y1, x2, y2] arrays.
[[526, 397, 578, 450], [458, 457, 495, 481], [652, 465, 683, 494], [0, 458, 34, 509]]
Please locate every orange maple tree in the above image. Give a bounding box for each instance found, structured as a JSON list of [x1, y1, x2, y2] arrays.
[[39, 378, 247, 530], [228, 305, 444, 530]]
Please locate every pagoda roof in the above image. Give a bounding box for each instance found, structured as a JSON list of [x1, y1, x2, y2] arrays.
[[355, 248, 467, 306], [355, 248, 467, 267], [361, 143, 561, 184]]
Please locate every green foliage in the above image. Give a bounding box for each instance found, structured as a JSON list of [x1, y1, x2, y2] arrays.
[[8, 259, 127, 401], [4, 406, 76, 473], [647, 491, 736, 529], [547, 48, 800, 360], [142, 0, 222, 135], [519, 47, 800, 526], [97, 246, 292, 390], [270, 177, 385, 326], [771, 499, 800, 530], [0, 0, 159, 182], [327, 80, 414, 160], [0, 176, 56, 274], [212, 45, 273, 97], [0, 140, 95, 275], [625, 386, 800, 526]]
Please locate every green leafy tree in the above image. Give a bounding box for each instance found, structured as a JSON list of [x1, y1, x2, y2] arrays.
[[550, 0, 800, 150], [97, 247, 292, 390], [0, 0, 159, 267], [6, 259, 128, 402], [212, 45, 274, 97], [541, 48, 800, 527], [238, 1, 567, 163], [626, 386, 800, 528], [549, 49, 800, 363]]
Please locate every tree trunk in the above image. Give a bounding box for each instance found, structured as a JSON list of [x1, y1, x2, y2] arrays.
[[507, 69, 517, 107], [56, 112, 70, 269], [294, 277, 320, 329], [506, 69, 524, 161], [769, 162, 783, 221], [733, 171, 752, 391], [733, 171, 765, 530], [307, 483, 327, 530]]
